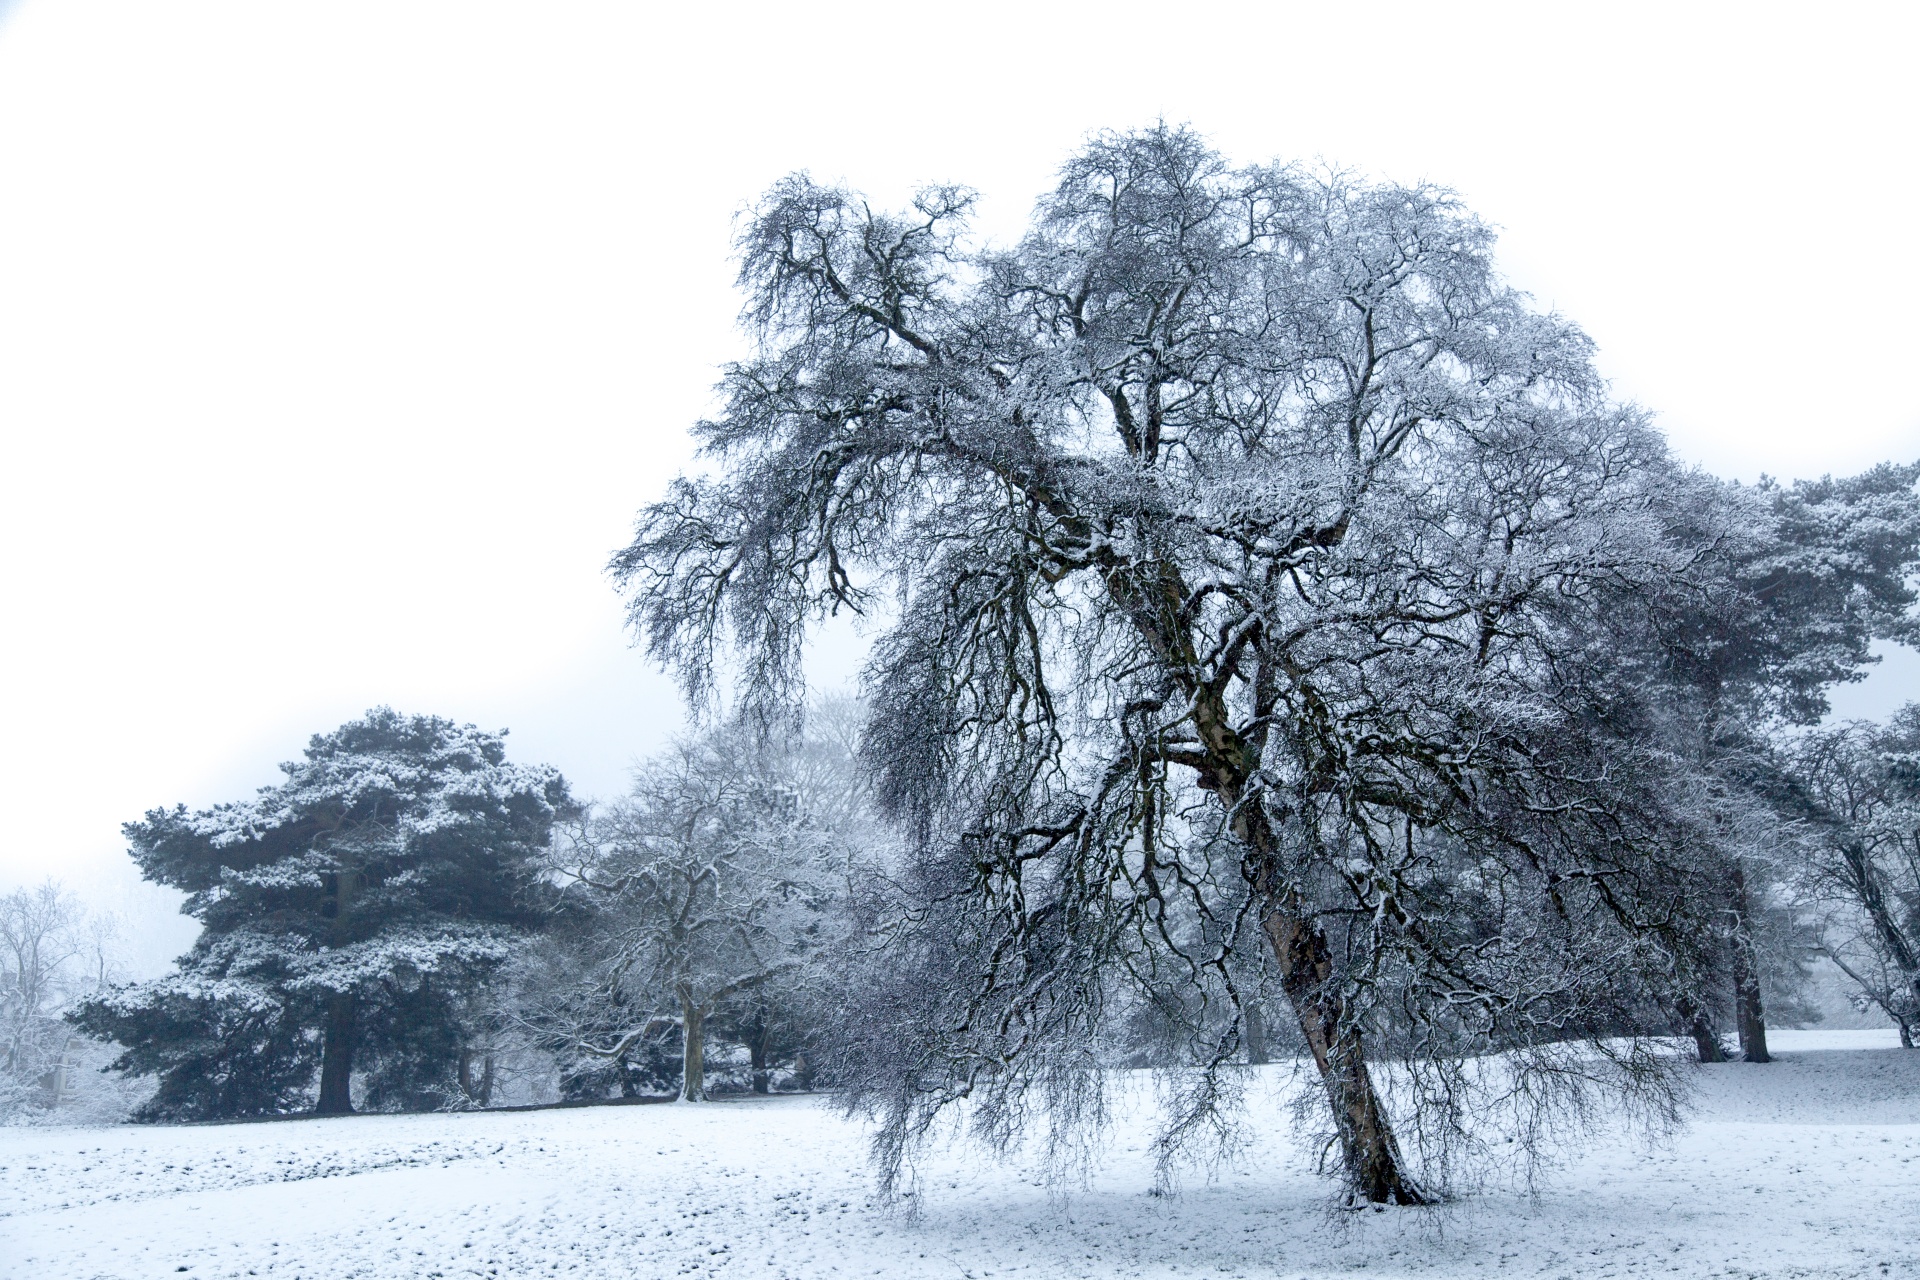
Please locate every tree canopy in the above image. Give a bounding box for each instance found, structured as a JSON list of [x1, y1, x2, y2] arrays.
[[611, 125, 1814, 1201]]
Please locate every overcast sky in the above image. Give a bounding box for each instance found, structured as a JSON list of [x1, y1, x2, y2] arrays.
[[2, 2, 1916, 954]]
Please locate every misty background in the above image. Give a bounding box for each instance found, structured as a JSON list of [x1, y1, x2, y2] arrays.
[[0, 0, 1914, 974]]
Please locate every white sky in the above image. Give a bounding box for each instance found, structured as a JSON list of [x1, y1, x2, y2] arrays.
[[1, 1, 1917, 957]]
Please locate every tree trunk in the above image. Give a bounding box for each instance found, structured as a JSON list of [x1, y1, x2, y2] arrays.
[[749, 1018, 772, 1095], [1837, 841, 1920, 1042], [1728, 864, 1771, 1064], [1183, 674, 1422, 1204], [1689, 1008, 1727, 1063], [315, 865, 360, 1114], [1243, 998, 1270, 1066], [1676, 993, 1726, 1063], [457, 1048, 496, 1107], [678, 994, 706, 1102], [315, 993, 357, 1114], [1115, 555, 1419, 1202], [1262, 899, 1425, 1204]]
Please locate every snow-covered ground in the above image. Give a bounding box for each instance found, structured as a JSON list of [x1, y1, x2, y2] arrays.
[[4, 1030, 1916, 1280]]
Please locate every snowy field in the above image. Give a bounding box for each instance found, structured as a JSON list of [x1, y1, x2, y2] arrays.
[[3, 1031, 1916, 1280]]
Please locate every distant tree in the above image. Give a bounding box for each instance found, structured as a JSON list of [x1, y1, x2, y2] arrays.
[[1652, 463, 1920, 1061], [612, 125, 1747, 1202], [540, 719, 868, 1102], [1, 881, 127, 1119], [71, 709, 572, 1119], [1785, 706, 1920, 1046]]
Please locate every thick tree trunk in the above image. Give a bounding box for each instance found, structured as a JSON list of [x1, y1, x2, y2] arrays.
[[1688, 1008, 1727, 1063], [1262, 899, 1425, 1204], [617, 1054, 639, 1098], [315, 866, 360, 1114], [1676, 993, 1726, 1063], [678, 994, 706, 1102], [1728, 865, 1771, 1064], [1244, 999, 1270, 1066], [315, 993, 357, 1114], [1114, 553, 1420, 1202], [1183, 675, 1422, 1204]]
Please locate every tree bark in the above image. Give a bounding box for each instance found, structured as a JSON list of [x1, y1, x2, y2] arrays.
[[678, 993, 707, 1102], [1108, 543, 1422, 1202], [1728, 864, 1771, 1064], [315, 992, 357, 1114], [1837, 841, 1920, 1035], [1262, 898, 1424, 1203], [1676, 993, 1726, 1063], [315, 865, 360, 1114], [457, 1048, 497, 1107], [1243, 998, 1270, 1066], [1689, 1007, 1727, 1063]]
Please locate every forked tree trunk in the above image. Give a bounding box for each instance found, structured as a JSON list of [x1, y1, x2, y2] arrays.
[[1728, 865, 1771, 1064], [457, 1048, 498, 1107], [679, 994, 707, 1102], [315, 993, 357, 1114], [1187, 678, 1423, 1204]]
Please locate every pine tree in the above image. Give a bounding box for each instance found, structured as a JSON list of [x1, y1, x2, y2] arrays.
[[72, 708, 573, 1119]]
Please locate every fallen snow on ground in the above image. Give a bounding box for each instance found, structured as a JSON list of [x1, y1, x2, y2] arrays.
[[4, 1030, 1916, 1279]]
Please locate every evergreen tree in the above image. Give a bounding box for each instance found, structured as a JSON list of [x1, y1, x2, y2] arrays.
[[72, 708, 572, 1119], [1649, 463, 1920, 1060]]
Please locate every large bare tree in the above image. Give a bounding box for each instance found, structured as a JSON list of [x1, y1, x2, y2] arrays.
[[615, 127, 1716, 1202]]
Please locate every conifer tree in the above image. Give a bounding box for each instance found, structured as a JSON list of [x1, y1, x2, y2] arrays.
[[73, 708, 572, 1119]]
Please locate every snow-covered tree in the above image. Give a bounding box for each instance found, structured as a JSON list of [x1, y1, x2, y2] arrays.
[[71, 709, 573, 1119], [1, 881, 131, 1121], [540, 719, 869, 1102], [1785, 705, 1920, 1046], [1649, 463, 1920, 1061], [609, 125, 1835, 1201]]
